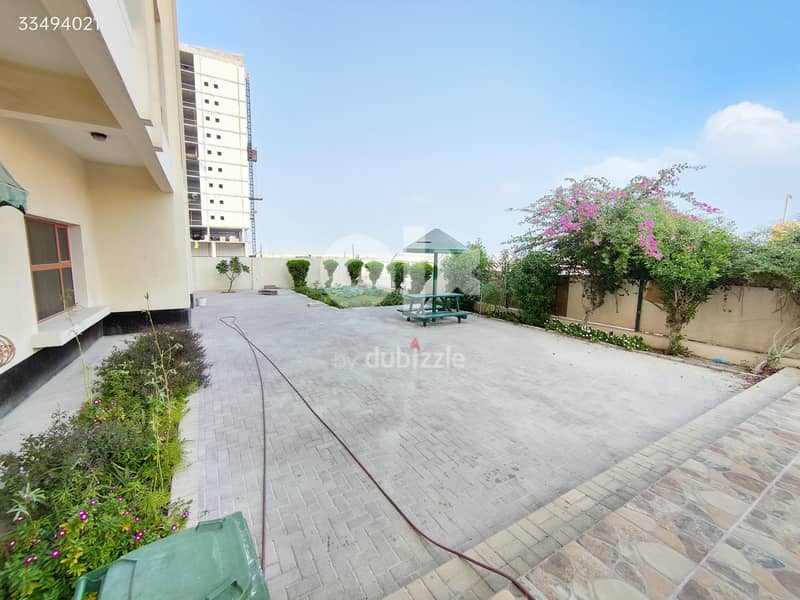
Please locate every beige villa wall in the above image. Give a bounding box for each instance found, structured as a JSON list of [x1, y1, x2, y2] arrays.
[[191, 255, 443, 294], [562, 279, 800, 358]]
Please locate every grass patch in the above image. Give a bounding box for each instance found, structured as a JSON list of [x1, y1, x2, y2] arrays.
[[295, 286, 405, 308]]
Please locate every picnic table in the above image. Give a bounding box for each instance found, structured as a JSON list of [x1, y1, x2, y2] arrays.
[[398, 292, 469, 326]]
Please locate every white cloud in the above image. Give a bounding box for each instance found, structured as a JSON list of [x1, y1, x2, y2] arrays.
[[572, 102, 800, 231], [701, 102, 800, 163], [579, 148, 695, 185]]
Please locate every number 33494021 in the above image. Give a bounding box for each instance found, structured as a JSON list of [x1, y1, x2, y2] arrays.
[[18, 16, 98, 31]]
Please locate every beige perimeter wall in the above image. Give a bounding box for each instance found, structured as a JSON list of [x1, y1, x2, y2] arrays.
[[561, 279, 800, 363]]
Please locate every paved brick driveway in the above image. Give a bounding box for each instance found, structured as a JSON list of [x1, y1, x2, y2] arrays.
[[188, 290, 744, 599]]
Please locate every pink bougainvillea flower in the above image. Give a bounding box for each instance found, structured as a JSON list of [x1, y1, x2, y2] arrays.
[[50, 549, 61, 558], [79, 511, 89, 522], [23, 555, 37, 566]]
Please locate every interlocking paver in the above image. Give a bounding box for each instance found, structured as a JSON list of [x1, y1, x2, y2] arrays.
[[180, 291, 798, 599]]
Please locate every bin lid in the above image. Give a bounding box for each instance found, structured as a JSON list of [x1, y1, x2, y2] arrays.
[[95, 512, 268, 599]]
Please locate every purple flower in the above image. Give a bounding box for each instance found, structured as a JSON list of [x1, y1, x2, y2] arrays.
[[102, 407, 109, 413], [123, 510, 131, 516], [23, 555, 37, 566], [79, 511, 89, 522], [31, 538, 41, 546], [13, 516, 25, 523], [92, 418, 99, 424], [117, 496, 124, 503], [93, 399, 101, 405], [55, 530, 66, 539], [134, 515, 141, 522], [181, 510, 189, 519], [6, 540, 16, 549], [171, 524, 178, 531], [89, 499, 97, 506], [50, 549, 61, 558]]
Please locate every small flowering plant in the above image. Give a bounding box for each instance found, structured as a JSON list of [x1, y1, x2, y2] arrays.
[[0, 329, 206, 598]]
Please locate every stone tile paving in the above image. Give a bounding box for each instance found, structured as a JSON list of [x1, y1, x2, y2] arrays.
[[388, 370, 800, 600], [516, 385, 800, 600]]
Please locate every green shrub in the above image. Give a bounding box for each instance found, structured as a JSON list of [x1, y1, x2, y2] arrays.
[[345, 259, 364, 286], [322, 259, 338, 287], [408, 262, 433, 293], [378, 291, 405, 306], [365, 261, 384, 287], [94, 329, 207, 401], [545, 320, 650, 351], [387, 261, 407, 292], [452, 287, 478, 312], [507, 252, 559, 326], [286, 259, 311, 289], [0, 329, 206, 598]]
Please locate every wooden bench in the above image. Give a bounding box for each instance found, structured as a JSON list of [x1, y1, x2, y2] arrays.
[[258, 285, 279, 296]]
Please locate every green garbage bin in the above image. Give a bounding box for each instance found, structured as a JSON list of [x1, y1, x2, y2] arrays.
[[73, 512, 269, 600]]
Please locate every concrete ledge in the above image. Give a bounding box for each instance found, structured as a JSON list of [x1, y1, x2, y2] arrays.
[[170, 390, 200, 529], [32, 305, 110, 348]]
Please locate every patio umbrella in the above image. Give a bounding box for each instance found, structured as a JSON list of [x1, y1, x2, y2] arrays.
[[403, 228, 467, 302]]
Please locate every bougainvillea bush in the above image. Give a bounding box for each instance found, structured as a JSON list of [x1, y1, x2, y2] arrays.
[[513, 163, 735, 354], [0, 329, 206, 599]]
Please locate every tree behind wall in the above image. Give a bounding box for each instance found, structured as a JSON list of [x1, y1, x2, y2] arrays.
[[216, 257, 250, 292]]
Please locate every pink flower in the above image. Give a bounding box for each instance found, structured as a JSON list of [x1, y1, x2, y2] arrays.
[[92, 418, 99, 424], [171, 524, 178, 531], [23, 555, 37, 566], [592, 238, 601, 246], [31, 538, 41, 546], [134, 515, 141, 522], [79, 511, 89, 522], [50, 549, 61, 558], [92, 399, 101, 405], [54, 530, 66, 539], [123, 510, 131, 516], [89, 499, 97, 506], [13, 516, 25, 523], [182, 511, 189, 519], [6, 540, 16, 549]]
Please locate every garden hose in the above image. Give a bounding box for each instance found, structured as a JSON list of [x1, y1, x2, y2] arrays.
[[219, 315, 536, 600]]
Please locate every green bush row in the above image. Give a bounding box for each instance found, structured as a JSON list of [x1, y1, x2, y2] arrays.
[[0, 329, 207, 599], [544, 320, 650, 351]]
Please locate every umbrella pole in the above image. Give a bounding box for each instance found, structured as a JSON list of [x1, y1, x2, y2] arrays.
[[432, 253, 438, 313]]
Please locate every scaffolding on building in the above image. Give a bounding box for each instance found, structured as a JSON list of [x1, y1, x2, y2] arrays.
[[246, 75, 258, 256]]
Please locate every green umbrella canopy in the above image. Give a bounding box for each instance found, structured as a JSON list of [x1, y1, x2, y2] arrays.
[[403, 229, 467, 302], [0, 162, 27, 212], [403, 228, 467, 254]]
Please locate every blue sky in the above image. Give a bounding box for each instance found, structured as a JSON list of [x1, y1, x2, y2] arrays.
[[178, 1, 800, 255]]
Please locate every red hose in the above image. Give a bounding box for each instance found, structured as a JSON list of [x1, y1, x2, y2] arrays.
[[220, 316, 536, 600]]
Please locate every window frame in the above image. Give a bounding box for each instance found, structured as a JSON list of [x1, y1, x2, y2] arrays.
[[25, 216, 75, 323]]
